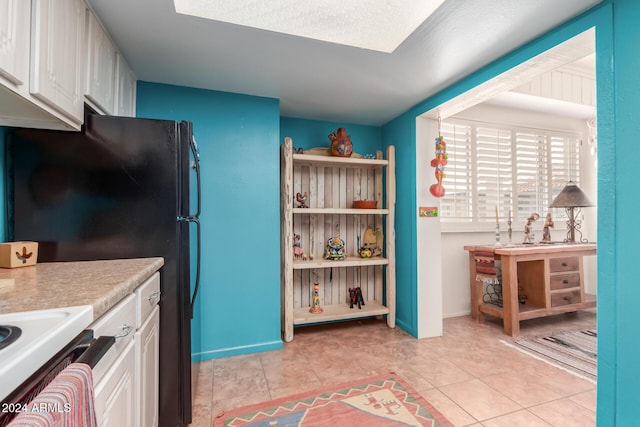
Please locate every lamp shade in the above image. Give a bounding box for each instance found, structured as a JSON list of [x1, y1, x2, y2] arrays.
[[549, 182, 594, 208]]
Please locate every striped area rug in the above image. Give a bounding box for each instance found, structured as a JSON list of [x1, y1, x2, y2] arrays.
[[505, 329, 597, 382]]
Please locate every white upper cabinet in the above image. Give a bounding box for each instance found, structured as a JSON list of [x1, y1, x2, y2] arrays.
[[1, 0, 135, 129], [30, 0, 86, 127], [85, 9, 116, 115], [0, 0, 30, 92], [116, 53, 136, 117]]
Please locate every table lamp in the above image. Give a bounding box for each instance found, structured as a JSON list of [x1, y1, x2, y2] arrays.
[[549, 181, 594, 243]]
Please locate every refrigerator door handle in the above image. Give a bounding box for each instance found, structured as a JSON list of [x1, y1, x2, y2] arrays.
[[178, 215, 201, 319], [189, 135, 201, 219]]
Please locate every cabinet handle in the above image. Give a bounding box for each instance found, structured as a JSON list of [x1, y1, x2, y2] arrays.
[[147, 291, 161, 302], [561, 262, 568, 267], [114, 324, 133, 339]]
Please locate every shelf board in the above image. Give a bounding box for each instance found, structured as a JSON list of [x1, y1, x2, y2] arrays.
[[293, 256, 389, 269], [293, 208, 389, 215], [479, 293, 597, 322], [293, 154, 388, 168], [293, 302, 389, 325]]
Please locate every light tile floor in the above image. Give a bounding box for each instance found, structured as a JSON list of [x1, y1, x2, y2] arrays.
[[190, 310, 596, 427]]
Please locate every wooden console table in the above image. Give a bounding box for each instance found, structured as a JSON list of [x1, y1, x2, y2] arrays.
[[464, 243, 596, 336]]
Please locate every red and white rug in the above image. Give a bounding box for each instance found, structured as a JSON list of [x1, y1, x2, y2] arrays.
[[215, 373, 453, 426]]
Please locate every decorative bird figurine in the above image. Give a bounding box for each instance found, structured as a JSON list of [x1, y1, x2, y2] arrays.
[[295, 192, 309, 208]]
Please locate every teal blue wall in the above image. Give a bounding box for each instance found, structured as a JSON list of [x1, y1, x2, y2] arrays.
[[381, 1, 640, 424], [381, 114, 417, 335], [280, 117, 382, 155], [136, 82, 283, 360], [604, 0, 640, 424]]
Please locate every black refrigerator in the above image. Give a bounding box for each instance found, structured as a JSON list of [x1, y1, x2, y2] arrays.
[[5, 113, 201, 427]]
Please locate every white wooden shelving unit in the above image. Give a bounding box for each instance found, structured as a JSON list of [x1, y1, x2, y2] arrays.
[[280, 137, 396, 342]]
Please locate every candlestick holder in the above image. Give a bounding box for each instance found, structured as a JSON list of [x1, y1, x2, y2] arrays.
[[507, 220, 513, 246], [495, 223, 502, 247]]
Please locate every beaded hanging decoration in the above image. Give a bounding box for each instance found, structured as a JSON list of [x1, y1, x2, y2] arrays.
[[429, 117, 448, 197]]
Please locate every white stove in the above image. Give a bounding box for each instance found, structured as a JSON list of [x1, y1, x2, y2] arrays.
[[0, 306, 93, 401]]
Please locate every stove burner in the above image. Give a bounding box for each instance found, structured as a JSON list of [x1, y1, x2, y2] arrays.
[[0, 325, 22, 350]]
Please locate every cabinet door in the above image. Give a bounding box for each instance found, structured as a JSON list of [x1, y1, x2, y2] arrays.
[[85, 10, 116, 114], [95, 340, 136, 427], [135, 306, 159, 427], [116, 53, 136, 117], [30, 0, 85, 125], [0, 0, 30, 90]]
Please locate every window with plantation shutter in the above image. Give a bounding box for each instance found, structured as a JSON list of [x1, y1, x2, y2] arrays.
[[439, 122, 473, 221], [515, 132, 548, 219], [476, 127, 512, 223], [439, 118, 582, 228]]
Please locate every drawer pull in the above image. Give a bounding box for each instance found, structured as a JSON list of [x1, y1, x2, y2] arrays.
[[561, 262, 568, 267], [114, 324, 133, 339], [563, 279, 569, 284], [147, 291, 161, 302], [563, 296, 571, 301]]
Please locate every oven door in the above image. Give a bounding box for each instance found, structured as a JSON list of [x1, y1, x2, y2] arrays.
[[0, 330, 114, 427]]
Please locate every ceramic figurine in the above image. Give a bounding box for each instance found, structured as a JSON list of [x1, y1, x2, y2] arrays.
[[328, 127, 353, 157], [309, 282, 323, 314], [359, 247, 373, 258], [362, 226, 383, 257], [349, 287, 365, 309], [523, 212, 540, 243], [295, 192, 309, 208], [293, 234, 306, 260], [324, 236, 346, 260], [542, 213, 554, 242]]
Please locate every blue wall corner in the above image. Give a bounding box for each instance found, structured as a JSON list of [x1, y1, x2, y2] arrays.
[[136, 82, 283, 359], [280, 117, 382, 155], [381, 114, 418, 336]]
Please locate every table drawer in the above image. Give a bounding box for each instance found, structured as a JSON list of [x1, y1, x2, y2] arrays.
[[551, 289, 582, 307], [549, 257, 579, 273], [550, 273, 581, 290]]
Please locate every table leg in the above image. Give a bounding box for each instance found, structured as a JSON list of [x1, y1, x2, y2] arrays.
[[468, 251, 484, 322], [500, 255, 520, 336]]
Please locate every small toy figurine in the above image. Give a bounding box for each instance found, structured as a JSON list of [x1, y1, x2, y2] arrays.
[[429, 135, 448, 197], [309, 282, 323, 314], [328, 127, 353, 157], [542, 213, 554, 242], [523, 212, 540, 243], [348, 287, 365, 309], [295, 192, 308, 208], [293, 233, 306, 260]]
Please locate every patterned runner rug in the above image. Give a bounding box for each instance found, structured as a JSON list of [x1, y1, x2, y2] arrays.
[[503, 329, 597, 382], [214, 373, 453, 426]]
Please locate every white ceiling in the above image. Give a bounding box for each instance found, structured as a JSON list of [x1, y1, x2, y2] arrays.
[[87, 0, 601, 126]]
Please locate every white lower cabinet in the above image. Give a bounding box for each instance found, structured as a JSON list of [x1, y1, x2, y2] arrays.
[[91, 272, 160, 426], [135, 306, 159, 427], [94, 340, 136, 427]]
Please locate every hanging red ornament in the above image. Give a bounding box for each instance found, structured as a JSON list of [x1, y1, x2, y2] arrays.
[[429, 135, 447, 197]]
